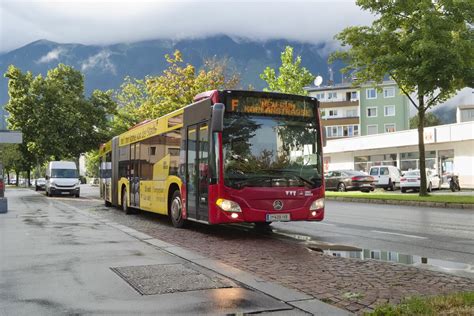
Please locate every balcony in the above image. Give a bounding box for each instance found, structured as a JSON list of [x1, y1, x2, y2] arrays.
[[320, 100, 359, 108], [321, 117, 360, 126]]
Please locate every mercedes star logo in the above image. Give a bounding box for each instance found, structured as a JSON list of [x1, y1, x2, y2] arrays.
[[273, 200, 283, 210]]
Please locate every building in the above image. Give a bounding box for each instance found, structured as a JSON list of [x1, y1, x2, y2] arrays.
[[305, 80, 410, 139], [456, 104, 474, 123], [359, 81, 410, 135], [323, 121, 474, 188]]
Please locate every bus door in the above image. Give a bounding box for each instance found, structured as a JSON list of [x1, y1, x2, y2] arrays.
[[130, 143, 140, 208], [186, 122, 209, 221]]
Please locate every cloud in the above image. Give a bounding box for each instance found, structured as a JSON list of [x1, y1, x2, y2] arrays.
[[81, 50, 116, 74], [0, 0, 375, 53], [36, 47, 66, 63]]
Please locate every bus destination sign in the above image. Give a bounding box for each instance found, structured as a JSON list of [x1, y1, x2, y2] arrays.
[[227, 97, 314, 118]]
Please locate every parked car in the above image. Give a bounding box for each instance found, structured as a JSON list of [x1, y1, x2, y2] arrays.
[[35, 178, 46, 191], [325, 170, 376, 192], [369, 165, 402, 191], [400, 169, 441, 193]]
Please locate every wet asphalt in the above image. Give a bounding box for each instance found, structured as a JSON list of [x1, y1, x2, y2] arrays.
[[78, 185, 473, 277]]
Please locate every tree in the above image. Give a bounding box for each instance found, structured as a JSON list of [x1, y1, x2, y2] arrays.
[[1, 144, 24, 185], [260, 46, 314, 95], [409, 112, 441, 129], [331, 0, 473, 196], [111, 51, 240, 132], [4, 64, 116, 168], [85, 149, 100, 178], [141, 51, 240, 119]]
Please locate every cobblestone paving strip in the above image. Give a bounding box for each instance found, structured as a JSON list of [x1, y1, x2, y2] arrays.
[[86, 205, 474, 315]]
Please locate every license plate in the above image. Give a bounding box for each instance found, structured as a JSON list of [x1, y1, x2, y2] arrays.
[[61, 191, 70, 195], [266, 213, 290, 222], [408, 179, 417, 182]]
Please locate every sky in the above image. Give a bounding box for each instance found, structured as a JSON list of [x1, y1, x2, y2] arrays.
[[0, 0, 375, 53]]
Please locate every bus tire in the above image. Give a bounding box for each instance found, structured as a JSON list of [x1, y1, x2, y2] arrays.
[[170, 190, 186, 228], [254, 222, 272, 231], [122, 187, 133, 215]]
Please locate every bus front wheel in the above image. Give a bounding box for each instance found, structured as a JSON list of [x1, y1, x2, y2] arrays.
[[170, 190, 186, 228]]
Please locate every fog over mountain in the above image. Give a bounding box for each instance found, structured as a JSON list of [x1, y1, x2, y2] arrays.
[[0, 35, 345, 108]]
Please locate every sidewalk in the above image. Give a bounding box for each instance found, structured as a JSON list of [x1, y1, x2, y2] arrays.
[[0, 189, 347, 315]]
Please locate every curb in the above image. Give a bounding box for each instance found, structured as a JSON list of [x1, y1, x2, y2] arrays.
[[326, 196, 473, 209], [55, 199, 352, 316]]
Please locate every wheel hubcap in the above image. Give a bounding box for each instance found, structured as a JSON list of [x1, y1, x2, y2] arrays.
[[171, 197, 181, 220]]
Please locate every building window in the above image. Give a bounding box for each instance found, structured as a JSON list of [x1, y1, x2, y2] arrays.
[[384, 87, 395, 98], [320, 110, 326, 118], [366, 88, 377, 99], [346, 109, 358, 117], [327, 92, 337, 100], [316, 92, 325, 100], [326, 124, 360, 138], [351, 91, 358, 100], [384, 105, 395, 116], [367, 124, 378, 135], [328, 109, 338, 117], [384, 123, 396, 133], [367, 107, 377, 117], [400, 150, 436, 171]]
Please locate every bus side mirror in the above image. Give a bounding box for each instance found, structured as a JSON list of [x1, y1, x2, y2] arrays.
[[211, 103, 225, 133], [322, 127, 327, 147]]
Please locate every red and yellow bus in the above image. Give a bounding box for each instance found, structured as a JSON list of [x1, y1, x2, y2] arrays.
[[99, 90, 325, 228]]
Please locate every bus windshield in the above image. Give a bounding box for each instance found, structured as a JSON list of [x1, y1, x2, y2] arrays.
[[222, 114, 323, 189]]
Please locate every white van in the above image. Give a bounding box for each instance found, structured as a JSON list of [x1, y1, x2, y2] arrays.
[[45, 161, 80, 197], [369, 165, 402, 191]]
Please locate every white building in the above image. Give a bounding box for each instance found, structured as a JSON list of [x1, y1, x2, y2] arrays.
[[456, 105, 474, 123], [323, 121, 474, 188]]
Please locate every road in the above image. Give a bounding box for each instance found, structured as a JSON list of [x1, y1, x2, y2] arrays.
[[79, 185, 474, 271], [273, 200, 474, 270], [28, 186, 474, 313]]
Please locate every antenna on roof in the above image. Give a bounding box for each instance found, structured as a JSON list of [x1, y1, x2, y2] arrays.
[[314, 75, 323, 87], [328, 67, 334, 86]]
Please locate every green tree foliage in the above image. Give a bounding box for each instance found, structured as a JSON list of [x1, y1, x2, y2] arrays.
[[4, 64, 116, 166], [260, 46, 314, 95], [85, 149, 100, 178], [410, 112, 442, 129], [111, 51, 240, 133], [1, 144, 25, 185], [331, 0, 473, 196]]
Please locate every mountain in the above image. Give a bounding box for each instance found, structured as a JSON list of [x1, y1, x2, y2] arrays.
[[0, 36, 340, 119]]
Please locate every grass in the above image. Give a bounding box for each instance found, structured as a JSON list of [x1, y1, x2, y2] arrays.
[[366, 292, 474, 315], [326, 191, 474, 204]]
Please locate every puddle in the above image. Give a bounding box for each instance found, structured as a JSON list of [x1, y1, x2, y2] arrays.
[[314, 247, 474, 278], [272, 229, 474, 278]]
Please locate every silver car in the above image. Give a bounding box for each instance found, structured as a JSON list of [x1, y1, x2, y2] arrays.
[[35, 178, 46, 191]]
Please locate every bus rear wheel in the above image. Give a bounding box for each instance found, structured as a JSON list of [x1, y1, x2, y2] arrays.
[[122, 188, 133, 215], [170, 190, 186, 228]]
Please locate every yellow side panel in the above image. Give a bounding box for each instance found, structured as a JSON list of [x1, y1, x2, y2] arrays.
[[139, 176, 182, 215], [153, 154, 171, 181]]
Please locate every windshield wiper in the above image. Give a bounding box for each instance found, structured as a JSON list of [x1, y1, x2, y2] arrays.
[[262, 169, 316, 187]]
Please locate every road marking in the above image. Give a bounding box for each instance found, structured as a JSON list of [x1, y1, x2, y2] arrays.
[[317, 223, 336, 226], [371, 230, 427, 239]]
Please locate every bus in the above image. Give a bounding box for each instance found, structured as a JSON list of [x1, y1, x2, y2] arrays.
[[99, 90, 325, 228]]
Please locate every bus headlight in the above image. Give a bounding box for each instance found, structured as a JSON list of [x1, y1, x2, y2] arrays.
[[310, 198, 324, 211], [216, 198, 242, 213]]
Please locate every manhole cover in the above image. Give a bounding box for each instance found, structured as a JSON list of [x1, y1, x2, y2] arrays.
[[111, 263, 233, 295]]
